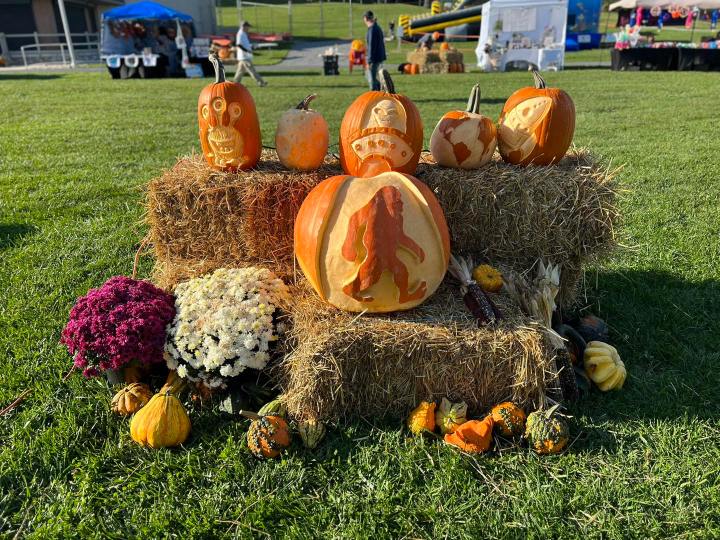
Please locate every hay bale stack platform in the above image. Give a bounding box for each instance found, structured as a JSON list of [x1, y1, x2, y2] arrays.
[[147, 149, 618, 304], [279, 283, 558, 423]]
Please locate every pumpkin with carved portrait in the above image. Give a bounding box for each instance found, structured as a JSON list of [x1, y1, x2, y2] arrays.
[[198, 53, 261, 172], [294, 172, 450, 313], [497, 70, 575, 166], [339, 69, 423, 177], [430, 84, 497, 169]]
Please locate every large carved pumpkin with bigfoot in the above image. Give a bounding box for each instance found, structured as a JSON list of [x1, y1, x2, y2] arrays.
[[339, 69, 423, 177], [497, 71, 575, 166], [294, 172, 450, 313], [198, 53, 261, 171]]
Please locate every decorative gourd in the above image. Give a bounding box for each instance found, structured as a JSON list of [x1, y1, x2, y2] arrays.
[[407, 401, 436, 435], [339, 69, 423, 177], [584, 341, 626, 391], [444, 416, 494, 454], [525, 405, 569, 454], [497, 70, 575, 166], [298, 419, 326, 449], [294, 171, 450, 313], [490, 401, 526, 438], [430, 84, 497, 170], [471, 263, 504, 293], [244, 411, 292, 459], [130, 374, 191, 449], [198, 53, 261, 172], [435, 397, 468, 435], [275, 94, 329, 171], [111, 382, 152, 416], [257, 398, 288, 417]]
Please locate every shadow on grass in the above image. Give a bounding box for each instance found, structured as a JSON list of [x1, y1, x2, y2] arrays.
[[0, 223, 35, 250], [0, 73, 64, 81], [414, 97, 507, 105]]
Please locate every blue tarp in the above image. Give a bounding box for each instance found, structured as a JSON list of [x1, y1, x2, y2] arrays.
[[102, 1, 193, 22]]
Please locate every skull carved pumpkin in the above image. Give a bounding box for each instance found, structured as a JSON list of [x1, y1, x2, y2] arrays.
[[294, 172, 450, 313], [497, 71, 575, 167], [339, 69, 423, 177], [198, 53, 261, 172], [429, 84, 497, 169]]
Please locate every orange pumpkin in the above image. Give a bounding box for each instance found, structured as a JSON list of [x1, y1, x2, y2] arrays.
[[246, 414, 291, 459], [429, 84, 497, 169], [497, 70, 575, 166], [294, 171, 450, 313], [339, 69, 423, 177], [440, 41, 450, 51], [410, 64, 420, 75], [275, 94, 329, 171], [198, 53, 261, 172], [402, 63, 413, 75], [444, 416, 494, 454]]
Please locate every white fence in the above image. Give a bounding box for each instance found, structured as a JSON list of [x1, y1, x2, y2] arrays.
[[0, 32, 100, 66]]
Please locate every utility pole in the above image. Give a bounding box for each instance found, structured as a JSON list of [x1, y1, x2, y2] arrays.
[[237, 0, 243, 25], [57, 0, 76, 67]]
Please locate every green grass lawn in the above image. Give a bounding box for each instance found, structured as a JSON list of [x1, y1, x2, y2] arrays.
[[1, 69, 719, 538]]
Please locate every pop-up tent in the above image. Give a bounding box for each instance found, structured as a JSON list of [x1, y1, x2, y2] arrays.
[[476, 0, 569, 71], [102, 1, 193, 23]]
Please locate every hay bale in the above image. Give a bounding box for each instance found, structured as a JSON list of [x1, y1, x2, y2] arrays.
[[407, 49, 442, 66], [439, 49, 464, 64], [147, 149, 618, 302], [278, 282, 558, 423], [145, 151, 341, 289], [415, 150, 619, 304], [420, 62, 449, 75]]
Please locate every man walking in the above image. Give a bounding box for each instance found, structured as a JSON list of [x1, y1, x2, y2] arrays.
[[364, 11, 386, 90], [233, 21, 267, 86]]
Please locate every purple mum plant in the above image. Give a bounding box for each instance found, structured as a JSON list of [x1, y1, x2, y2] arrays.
[[61, 276, 175, 377]]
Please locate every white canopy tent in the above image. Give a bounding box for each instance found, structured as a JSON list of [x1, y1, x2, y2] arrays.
[[475, 0, 568, 71], [609, 0, 720, 10]]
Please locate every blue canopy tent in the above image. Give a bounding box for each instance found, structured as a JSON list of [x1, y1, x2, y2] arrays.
[[102, 1, 193, 23]]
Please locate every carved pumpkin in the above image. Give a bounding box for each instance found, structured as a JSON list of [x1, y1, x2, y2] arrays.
[[294, 172, 451, 313], [339, 69, 423, 177], [275, 94, 329, 171], [444, 416, 494, 454], [198, 53, 261, 172], [497, 71, 575, 166], [430, 85, 497, 169]]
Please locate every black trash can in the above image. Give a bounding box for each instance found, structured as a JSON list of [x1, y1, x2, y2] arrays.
[[322, 54, 339, 75]]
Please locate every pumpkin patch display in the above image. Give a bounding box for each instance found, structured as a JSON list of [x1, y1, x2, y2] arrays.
[[584, 341, 626, 391], [198, 53, 261, 172], [497, 71, 575, 166], [111, 383, 152, 416], [430, 84, 497, 170], [339, 69, 423, 177], [525, 405, 569, 454], [275, 94, 329, 171], [294, 172, 451, 312], [490, 401, 526, 438]]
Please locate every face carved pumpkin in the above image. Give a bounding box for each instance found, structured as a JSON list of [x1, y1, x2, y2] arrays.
[[295, 172, 450, 313], [198, 54, 261, 172], [429, 84, 497, 169], [339, 69, 423, 177], [497, 71, 575, 166]]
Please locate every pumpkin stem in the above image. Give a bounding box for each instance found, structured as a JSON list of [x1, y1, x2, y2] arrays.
[[379, 69, 395, 94], [296, 93, 317, 110], [238, 410, 263, 421], [532, 70, 546, 89], [465, 84, 482, 114], [209, 52, 226, 84]]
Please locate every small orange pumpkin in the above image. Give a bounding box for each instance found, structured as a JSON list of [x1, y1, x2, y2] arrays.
[[497, 70, 575, 166], [410, 64, 420, 75], [294, 171, 451, 312], [275, 94, 329, 171], [407, 401, 436, 435], [198, 53, 261, 172], [429, 84, 497, 169], [339, 69, 423, 177], [245, 412, 291, 459], [444, 416, 494, 454], [440, 41, 450, 51], [490, 401, 527, 438]]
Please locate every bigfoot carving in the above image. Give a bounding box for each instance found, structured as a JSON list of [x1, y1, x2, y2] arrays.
[[341, 186, 427, 304]]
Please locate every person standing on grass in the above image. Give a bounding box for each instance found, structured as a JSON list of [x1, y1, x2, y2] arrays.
[[364, 11, 386, 90], [234, 20, 267, 87]]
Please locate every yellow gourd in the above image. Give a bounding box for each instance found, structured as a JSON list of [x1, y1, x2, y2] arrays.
[[111, 382, 152, 416], [472, 264, 504, 293], [584, 341, 626, 391], [407, 401, 436, 435], [130, 373, 190, 449]]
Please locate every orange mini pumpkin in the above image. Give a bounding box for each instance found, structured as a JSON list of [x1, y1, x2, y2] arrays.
[[430, 84, 497, 169], [490, 401, 527, 438], [245, 413, 291, 459], [198, 53, 261, 172], [339, 69, 423, 177], [497, 70, 575, 166], [275, 94, 329, 171], [294, 171, 450, 313]]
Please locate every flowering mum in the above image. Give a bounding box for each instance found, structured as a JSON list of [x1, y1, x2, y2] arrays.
[[61, 276, 176, 377], [165, 267, 289, 388]]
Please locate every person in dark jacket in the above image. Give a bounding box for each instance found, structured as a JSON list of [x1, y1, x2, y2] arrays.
[[364, 11, 386, 90]]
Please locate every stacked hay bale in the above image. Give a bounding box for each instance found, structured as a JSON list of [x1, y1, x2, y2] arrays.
[[145, 149, 619, 422], [405, 47, 464, 74]]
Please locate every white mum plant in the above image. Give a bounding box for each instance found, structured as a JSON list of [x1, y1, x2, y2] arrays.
[[165, 267, 290, 388]]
